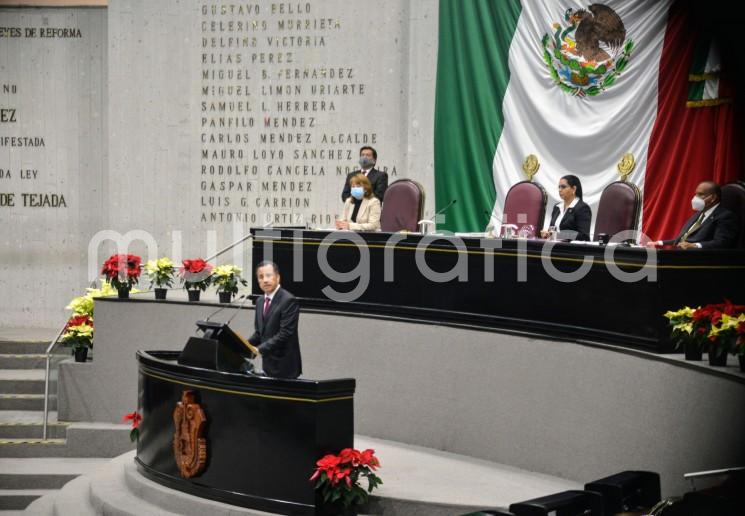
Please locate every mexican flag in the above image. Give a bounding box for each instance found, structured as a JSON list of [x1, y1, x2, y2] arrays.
[[434, 0, 741, 238]]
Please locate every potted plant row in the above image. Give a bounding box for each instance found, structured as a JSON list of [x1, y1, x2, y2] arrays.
[[144, 257, 248, 303], [664, 300, 745, 370], [103, 254, 249, 304]]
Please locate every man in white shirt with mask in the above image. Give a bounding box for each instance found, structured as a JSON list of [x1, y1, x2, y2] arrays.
[[340, 146, 388, 203], [648, 181, 739, 249]]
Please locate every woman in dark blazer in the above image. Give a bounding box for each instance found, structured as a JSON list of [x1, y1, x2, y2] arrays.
[[541, 174, 592, 241]]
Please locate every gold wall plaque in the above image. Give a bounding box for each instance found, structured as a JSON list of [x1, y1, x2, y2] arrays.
[[522, 154, 540, 181]]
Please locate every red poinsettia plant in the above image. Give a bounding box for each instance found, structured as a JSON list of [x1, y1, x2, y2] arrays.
[[123, 411, 142, 442], [310, 448, 382, 509], [695, 300, 745, 355], [666, 300, 745, 356], [179, 258, 214, 291], [101, 254, 142, 290]]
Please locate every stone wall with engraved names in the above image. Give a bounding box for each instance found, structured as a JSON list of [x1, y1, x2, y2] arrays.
[[1, 0, 438, 327], [0, 6, 107, 327]]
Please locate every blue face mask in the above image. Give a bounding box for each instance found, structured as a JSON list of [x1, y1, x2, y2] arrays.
[[351, 186, 364, 200]]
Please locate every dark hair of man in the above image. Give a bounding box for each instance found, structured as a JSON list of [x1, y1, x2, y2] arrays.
[[702, 180, 721, 201], [360, 146, 377, 160], [561, 174, 583, 200], [256, 260, 279, 275]]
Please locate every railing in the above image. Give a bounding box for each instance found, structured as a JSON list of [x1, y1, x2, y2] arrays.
[[42, 324, 68, 440]]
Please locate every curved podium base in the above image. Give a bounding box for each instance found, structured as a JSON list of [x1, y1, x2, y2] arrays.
[[28, 440, 581, 516]]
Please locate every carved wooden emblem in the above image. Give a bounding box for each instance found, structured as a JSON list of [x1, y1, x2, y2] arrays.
[[173, 390, 207, 478]]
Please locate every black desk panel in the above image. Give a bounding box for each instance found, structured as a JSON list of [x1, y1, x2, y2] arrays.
[[251, 228, 745, 351], [135, 350, 355, 515]]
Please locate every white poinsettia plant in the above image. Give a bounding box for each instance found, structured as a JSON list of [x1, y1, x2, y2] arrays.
[[211, 265, 248, 295], [144, 257, 176, 288]]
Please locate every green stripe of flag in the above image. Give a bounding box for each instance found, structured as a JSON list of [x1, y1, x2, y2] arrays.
[[687, 31, 711, 102], [689, 31, 711, 76], [434, 0, 522, 232], [687, 79, 705, 102]]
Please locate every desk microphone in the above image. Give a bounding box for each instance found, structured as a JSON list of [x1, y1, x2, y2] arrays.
[[418, 199, 457, 232], [203, 294, 248, 323], [434, 199, 457, 219], [483, 209, 503, 224], [483, 209, 504, 237], [226, 293, 255, 326]]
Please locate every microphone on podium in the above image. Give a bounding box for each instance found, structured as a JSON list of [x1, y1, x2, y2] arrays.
[[226, 293, 255, 325], [203, 294, 248, 324]]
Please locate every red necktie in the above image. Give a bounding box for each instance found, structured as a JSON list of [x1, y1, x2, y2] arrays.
[[263, 297, 271, 316]]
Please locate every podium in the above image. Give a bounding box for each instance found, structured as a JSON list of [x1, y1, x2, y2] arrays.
[[135, 347, 355, 515], [177, 320, 257, 373]]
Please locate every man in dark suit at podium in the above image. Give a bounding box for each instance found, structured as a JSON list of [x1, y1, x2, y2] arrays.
[[341, 146, 388, 203], [248, 261, 302, 379]]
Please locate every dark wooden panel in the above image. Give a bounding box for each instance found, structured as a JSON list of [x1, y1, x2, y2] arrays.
[[136, 351, 355, 515], [251, 228, 745, 351]]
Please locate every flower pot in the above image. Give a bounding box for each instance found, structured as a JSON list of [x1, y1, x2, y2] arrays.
[[187, 290, 201, 302], [218, 291, 233, 304], [154, 288, 167, 300], [117, 286, 130, 299], [73, 346, 89, 363], [739, 354, 745, 373], [317, 501, 358, 516], [707, 349, 727, 367], [683, 340, 702, 361]]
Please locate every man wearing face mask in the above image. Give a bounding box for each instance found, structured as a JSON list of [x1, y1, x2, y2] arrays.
[[647, 181, 738, 249], [341, 146, 388, 203]]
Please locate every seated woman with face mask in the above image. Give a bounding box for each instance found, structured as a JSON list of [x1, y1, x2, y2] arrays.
[[335, 173, 381, 232]]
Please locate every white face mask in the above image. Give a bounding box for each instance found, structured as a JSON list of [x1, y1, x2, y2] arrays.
[[691, 195, 706, 212]]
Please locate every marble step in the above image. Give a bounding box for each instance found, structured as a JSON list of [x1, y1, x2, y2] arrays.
[[0, 489, 56, 510], [0, 422, 68, 440], [0, 457, 107, 490], [0, 370, 53, 395], [0, 394, 57, 411], [0, 341, 49, 355], [0, 440, 68, 459], [0, 356, 47, 371]]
